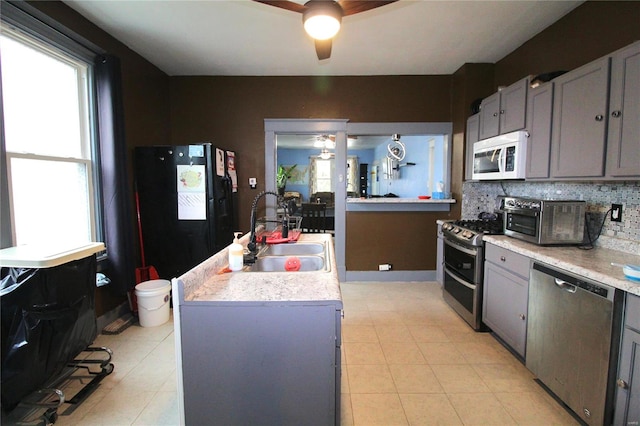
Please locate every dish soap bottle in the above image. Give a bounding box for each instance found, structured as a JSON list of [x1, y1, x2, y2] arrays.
[[228, 232, 243, 272]]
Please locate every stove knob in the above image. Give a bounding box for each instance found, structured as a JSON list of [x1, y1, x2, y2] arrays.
[[452, 227, 461, 234], [462, 230, 474, 239]]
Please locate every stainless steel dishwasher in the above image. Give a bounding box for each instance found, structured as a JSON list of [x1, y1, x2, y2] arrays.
[[527, 262, 623, 426]]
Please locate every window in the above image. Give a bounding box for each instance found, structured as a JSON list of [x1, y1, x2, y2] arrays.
[[314, 158, 333, 192], [1, 24, 100, 246]]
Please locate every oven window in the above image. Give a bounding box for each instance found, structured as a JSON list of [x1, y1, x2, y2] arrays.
[[444, 243, 476, 283], [506, 212, 538, 237], [444, 270, 474, 313], [473, 148, 501, 174]]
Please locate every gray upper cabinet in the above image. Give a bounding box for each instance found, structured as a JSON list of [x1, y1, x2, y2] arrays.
[[525, 82, 554, 179], [465, 113, 480, 180], [479, 77, 529, 140], [606, 41, 640, 178], [499, 77, 529, 134], [479, 92, 500, 139], [550, 57, 610, 178]]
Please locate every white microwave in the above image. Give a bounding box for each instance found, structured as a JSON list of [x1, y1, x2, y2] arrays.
[[472, 130, 528, 180]]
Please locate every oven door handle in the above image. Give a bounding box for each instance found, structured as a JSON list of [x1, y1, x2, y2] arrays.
[[443, 238, 478, 256], [444, 266, 476, 290]]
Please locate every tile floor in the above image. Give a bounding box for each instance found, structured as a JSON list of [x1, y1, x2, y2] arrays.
[[10, 281, 579, 425]]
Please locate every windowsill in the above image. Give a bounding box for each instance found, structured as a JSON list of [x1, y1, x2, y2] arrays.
[[347, 197, 455, 204], [346, 197, 455, 212]]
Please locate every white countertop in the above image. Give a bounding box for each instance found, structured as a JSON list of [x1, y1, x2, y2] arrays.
[[0, 242, 105, 268], [177, 233, 342, 305], [483, 235, 640, 296]]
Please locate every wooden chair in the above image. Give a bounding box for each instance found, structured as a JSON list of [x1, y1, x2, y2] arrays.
[[301, 203, 327, 233]]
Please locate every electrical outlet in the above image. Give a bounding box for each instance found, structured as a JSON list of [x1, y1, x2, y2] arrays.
[[611, 204, 623, 222], [378, 264, 392, 271]]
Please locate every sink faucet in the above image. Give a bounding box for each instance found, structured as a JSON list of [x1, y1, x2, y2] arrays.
[[247, 190, 283, 256]]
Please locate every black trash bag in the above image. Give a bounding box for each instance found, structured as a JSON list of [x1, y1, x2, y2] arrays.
[[1, 255, 98, 412]]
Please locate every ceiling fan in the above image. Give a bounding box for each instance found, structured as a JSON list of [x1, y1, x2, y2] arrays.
[[253, 1, 399, 60]]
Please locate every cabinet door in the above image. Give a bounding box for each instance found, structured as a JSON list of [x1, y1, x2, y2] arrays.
[[550, 57, 610, 178], [499, 77, 528, 134], [465, 114, 480, 180], [482, 261, 528, 357], [614, 327, 640, 426], [526, 83, 554, 179], [607, 41, 640, 177], [479, 92, 500, 139]]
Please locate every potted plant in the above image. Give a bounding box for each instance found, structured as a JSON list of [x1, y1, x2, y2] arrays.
[[276, 164, 297, 195]]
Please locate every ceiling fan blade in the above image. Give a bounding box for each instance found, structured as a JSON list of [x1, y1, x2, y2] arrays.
[[315, 39, 332, 60], [253, 0, 307, 14], [338, 0, 398, 16]]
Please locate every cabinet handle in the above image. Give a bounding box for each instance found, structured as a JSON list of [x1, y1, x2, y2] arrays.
[[519, 314, 526, 320], [611, 110, 622, 118], [493, 112, 498, 117], [500, 256, 506, 262], [617, 378, 629, 389], [595, 114, 604, 121], [500, 110, 505, 114]]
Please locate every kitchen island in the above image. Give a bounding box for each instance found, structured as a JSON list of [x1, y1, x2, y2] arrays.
[[172, 233, 342, 426]]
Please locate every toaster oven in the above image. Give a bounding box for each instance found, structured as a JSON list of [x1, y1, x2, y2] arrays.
[[502, 197, 586, 245]]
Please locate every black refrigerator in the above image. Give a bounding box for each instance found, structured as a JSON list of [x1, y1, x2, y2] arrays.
[[134, 144, 239, 279]]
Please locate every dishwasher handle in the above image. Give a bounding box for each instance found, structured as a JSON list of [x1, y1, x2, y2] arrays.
[[554, 278, 577, 293], [532, 262, 614, 301]]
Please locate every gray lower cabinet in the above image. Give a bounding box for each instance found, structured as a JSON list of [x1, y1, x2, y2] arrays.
[[614, 294, 640, 426], [550, 57, 610, 178], [482, 243, 530, 358], [180, 302, 342, 426], [606, 40, 640, 178]]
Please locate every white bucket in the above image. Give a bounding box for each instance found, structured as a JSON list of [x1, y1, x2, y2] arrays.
[[135, 279, 171, 327]]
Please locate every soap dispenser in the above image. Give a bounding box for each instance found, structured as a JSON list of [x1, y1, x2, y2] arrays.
[[228, 232, 244, 272]]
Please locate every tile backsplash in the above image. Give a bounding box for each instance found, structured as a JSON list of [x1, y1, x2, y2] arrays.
[[462, 181, 640, 255]]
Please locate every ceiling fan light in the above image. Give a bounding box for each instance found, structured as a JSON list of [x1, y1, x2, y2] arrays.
[[303, 2, 342, 40], [318, 148, 332, 159]]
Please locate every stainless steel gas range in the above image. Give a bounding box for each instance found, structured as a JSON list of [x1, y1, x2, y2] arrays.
[[441, 216, 503, 331]]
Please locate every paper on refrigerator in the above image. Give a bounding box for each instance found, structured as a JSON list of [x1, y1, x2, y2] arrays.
[[227, 150, 238, 192], [177, 165, 206, 220]]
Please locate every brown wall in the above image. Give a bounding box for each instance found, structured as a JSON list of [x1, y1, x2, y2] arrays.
[[169, 76, 453, 270], [494, 1, 640, 87], [346, 212, 442, 270], [171, 76, 451, 270], [28, 1, 172, 315]]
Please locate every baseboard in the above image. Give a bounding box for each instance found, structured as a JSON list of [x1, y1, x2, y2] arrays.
[[96, 301, 130, 332], [345, 270, 436, 282]]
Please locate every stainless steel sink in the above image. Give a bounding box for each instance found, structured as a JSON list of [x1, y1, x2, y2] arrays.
[[250, 255, 326, 272], [262, 242, 325, 256]]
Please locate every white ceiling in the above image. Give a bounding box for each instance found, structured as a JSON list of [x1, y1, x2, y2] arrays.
[[61, 0, 582, 77]]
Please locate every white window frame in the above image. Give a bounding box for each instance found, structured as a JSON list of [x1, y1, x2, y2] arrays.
[[1, 22, 101, 246]]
